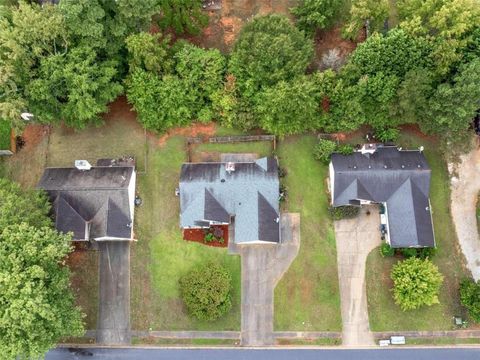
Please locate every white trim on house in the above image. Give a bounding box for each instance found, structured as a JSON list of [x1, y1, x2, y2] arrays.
[[383, 202, 391, 245], [329, 161, 335, 205]]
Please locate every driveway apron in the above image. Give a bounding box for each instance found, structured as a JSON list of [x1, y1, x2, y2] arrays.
[[96, 241, 131, 345], [239, 213, 300, 346], [334, 206, 381, 346]]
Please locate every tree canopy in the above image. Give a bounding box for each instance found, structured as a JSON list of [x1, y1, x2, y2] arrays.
[[229, 14, 314, 97], [291, 0, 344, 33], [0, 179, 84, 359], [157, 0, 208, 35]]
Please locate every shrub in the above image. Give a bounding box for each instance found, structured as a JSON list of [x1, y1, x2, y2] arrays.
[[204, 232, 215, 243], [337, 144, 354, 155], [329, 205, 360, 220], [179, 262, 232, 321], [417, 247, 436, 259], [313, 139, 337, 163], [380, 243, 395, 257], [375, 127, 400, 142], [460, 279, 480, 322], [401, 247, 418, 258], [391, 257, 444, 311]]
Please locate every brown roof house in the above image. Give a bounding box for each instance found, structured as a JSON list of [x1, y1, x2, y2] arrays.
[[37, 158, 136, 241]]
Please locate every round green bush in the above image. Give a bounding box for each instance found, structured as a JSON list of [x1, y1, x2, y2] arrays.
[[460, 279, 480, 323], [179, 262, 232, 321], [380, 243, 395, 257], [391, 257, 443, 311], [401, 248, 418, 258]]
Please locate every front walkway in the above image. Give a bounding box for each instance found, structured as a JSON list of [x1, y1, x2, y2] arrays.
[[450, 146, 480, 280], [334, 206, 381, 346], [238, 213, 300, 346]]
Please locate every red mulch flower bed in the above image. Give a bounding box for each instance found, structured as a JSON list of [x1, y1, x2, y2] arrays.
[[183, 225, 228, 248]]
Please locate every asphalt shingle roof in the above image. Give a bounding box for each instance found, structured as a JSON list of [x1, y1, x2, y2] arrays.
[[179, 157, 280, 243], [38, 166, 135, 241], [331, 146, 435, 248]]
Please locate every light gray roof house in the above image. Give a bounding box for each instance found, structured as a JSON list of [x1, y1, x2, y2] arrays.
[[37, 159, 136, 241], [179, 157, 280, 244], [330, 145, 435, 248]]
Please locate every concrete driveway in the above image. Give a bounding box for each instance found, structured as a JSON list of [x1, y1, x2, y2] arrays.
[[334, 206, 381, 346], [450, 146, 480, 280], [96, 241, 131, 345], [239, 213, 300, 346]]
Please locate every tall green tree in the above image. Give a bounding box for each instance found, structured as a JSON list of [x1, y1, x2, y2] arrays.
[[229, 14, 314, 97], [158, 0, 208, 35], [125, 31, 172, 74], [421, 58, 480, 137], [0, 223, 84, 359], [27, 46, 123, 129], [343, 0, 389, 39], [254, 76, 321, 136], [398, 0, 480, 75], [291, 0, 344, 34], [391, 257, 444, 311]]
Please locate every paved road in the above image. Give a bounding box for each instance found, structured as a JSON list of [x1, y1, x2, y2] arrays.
[[450, 146, 480, 280], [96, 241, 131, 345], [47, 347, 480, 360], [334, 206, 381, 346], [239, 213, 300, 346]]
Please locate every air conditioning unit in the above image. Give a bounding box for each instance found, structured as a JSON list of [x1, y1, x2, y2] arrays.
[[75, 160, 92, 171]]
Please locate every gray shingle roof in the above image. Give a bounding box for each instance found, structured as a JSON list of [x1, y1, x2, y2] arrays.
[[331, 146, 435, 248], [180, 157, 280, 243], [38, 166, 135, 241]]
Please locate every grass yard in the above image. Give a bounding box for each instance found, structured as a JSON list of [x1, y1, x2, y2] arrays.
[[0, 120, 11, 150], [274, 135, 341, 331], [131, 136, 241, 331], [366, 132, 470, 331]]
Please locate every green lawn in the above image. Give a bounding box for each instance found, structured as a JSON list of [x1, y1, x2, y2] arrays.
[[131, 136, 241, 330], [274, 135, 341, 331], [0, 120, 11, 150], [366, 132, 470, 331]]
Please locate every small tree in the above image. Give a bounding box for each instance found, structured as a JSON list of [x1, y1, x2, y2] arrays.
[[291, 0, 344, 34], [391, 257, 443, 311], [460, 279, 480, 322], [313, 139, 337, 164], [126, 32, 173, 75], [179, 262, 232, 321]]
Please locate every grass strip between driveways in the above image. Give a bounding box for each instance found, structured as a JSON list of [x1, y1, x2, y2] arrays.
[[274, 135, 341, 331]]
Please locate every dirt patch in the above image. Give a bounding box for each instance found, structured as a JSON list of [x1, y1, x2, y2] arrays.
[[19, 124, 48, 151], [313, 26, 358, 71], [183, 225, 229, 248], [157, 122, 217, 147]]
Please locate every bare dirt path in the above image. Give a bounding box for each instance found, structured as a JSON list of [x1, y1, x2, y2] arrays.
[[334, 206, 381, 346], [450, 146, 480, 280], [239, 213, 300, 346]]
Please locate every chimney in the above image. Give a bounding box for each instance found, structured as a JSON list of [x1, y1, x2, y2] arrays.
[[75, 160, 92, 171]]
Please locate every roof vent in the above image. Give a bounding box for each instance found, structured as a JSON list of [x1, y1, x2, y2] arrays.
[[401, 165, 405, 169], [417, 164, 421, 168], [419, 146, 424, 152], [384, 165, 388, 169], [226, 162, 235, 173], [75, 160, 92, 171]]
